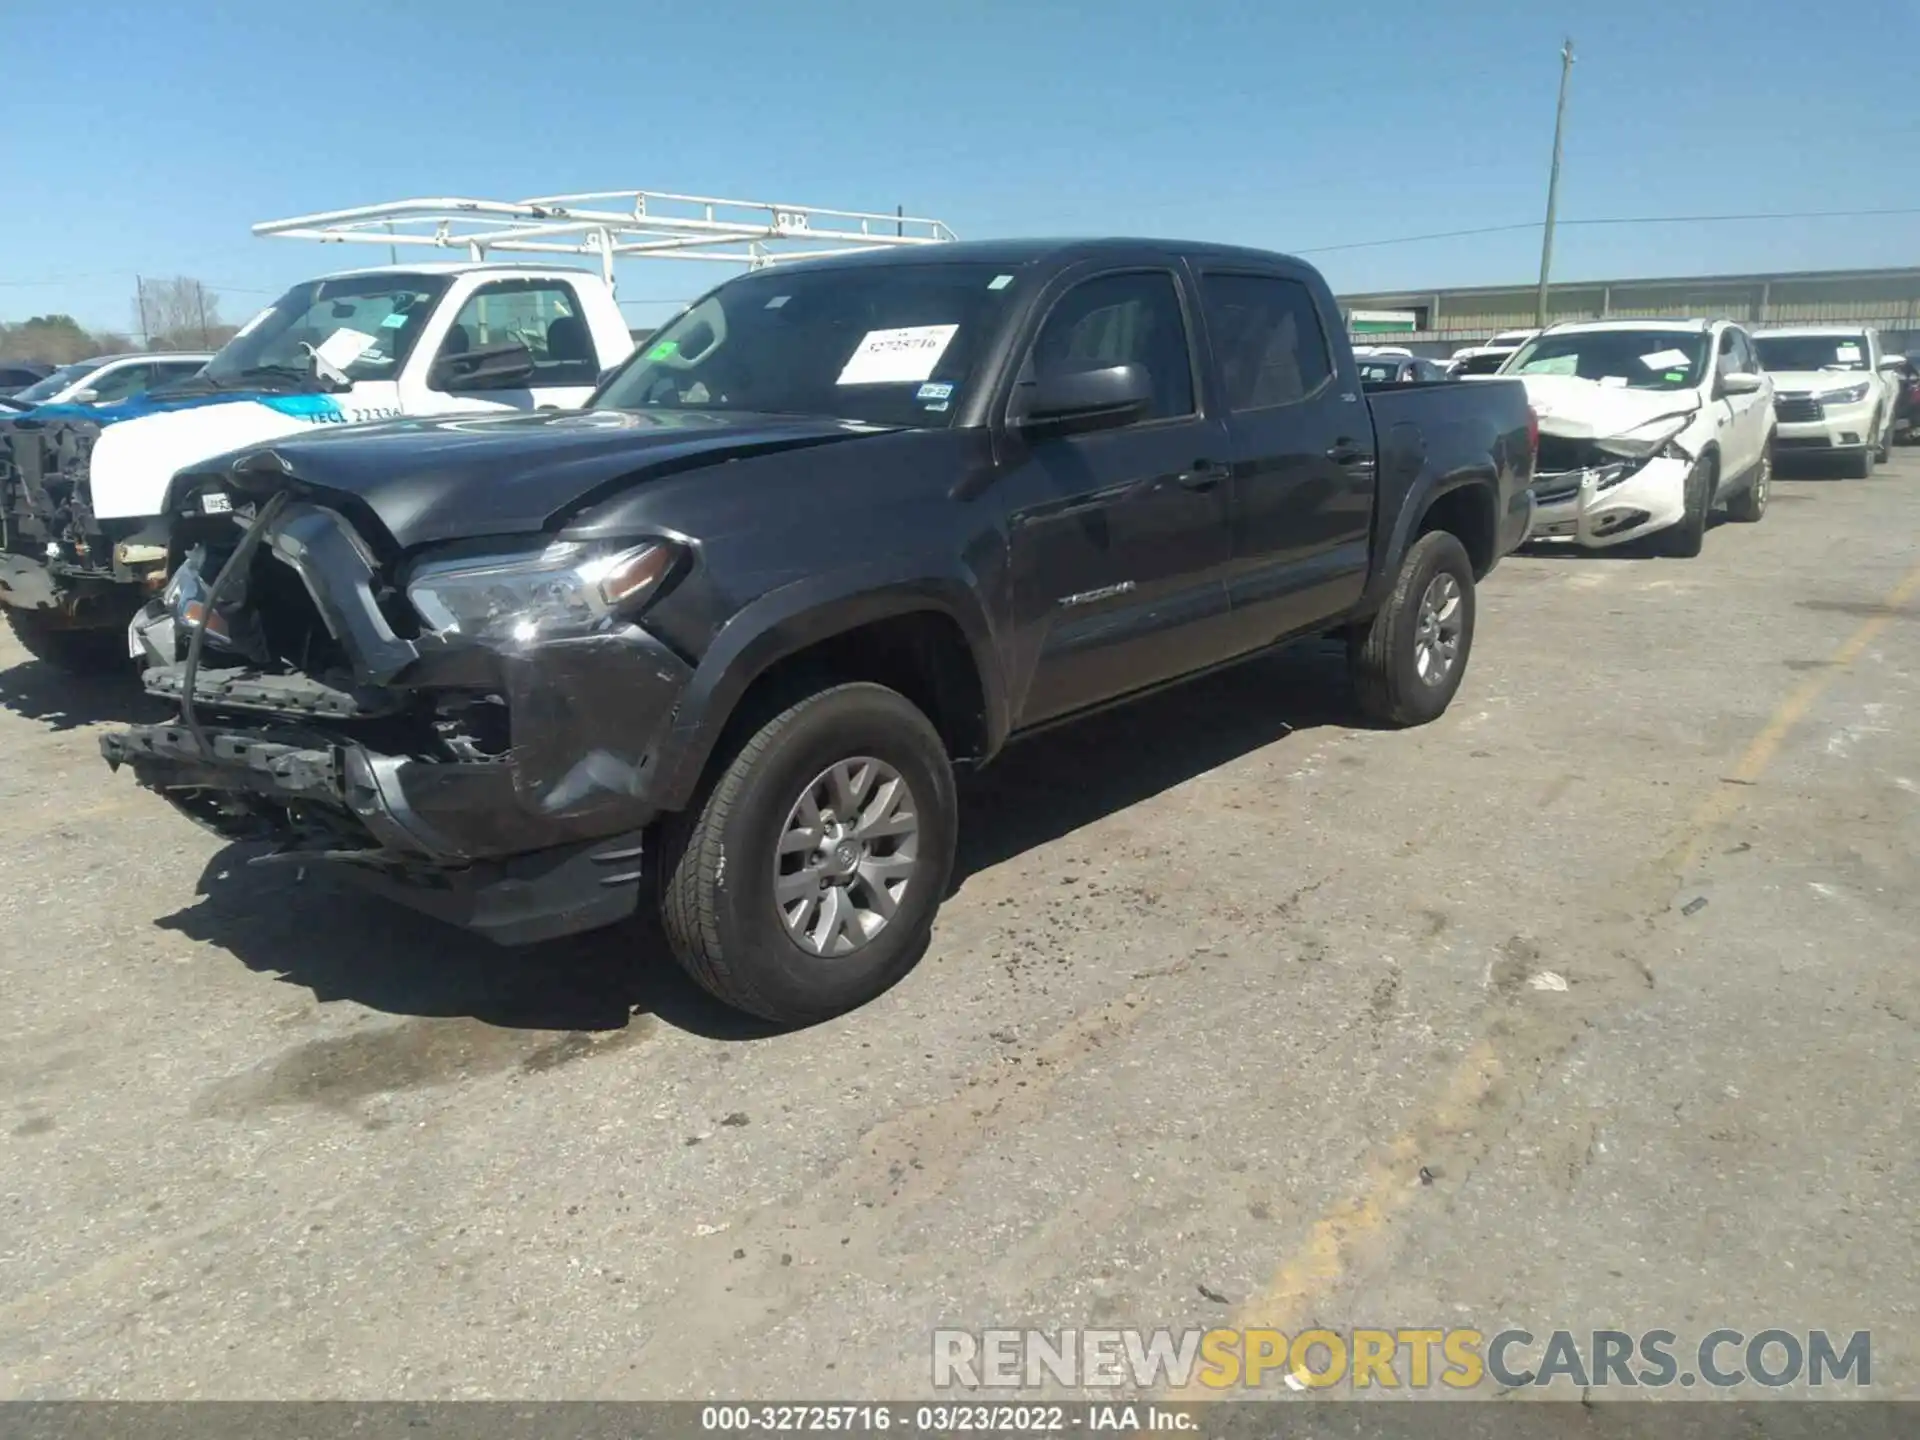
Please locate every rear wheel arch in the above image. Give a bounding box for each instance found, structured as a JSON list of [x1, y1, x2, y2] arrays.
[[1414, 480, 1497, 578]]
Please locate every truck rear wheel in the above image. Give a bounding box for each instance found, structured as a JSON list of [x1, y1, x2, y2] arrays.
[[1347, 529, 1475, 728], [657, 681, 957, 1024], [2, 607, 127, 674]]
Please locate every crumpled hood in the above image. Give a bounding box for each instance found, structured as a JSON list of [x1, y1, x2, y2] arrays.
[[1517, 374, 1700, 440], [214, 408, 892, 551]]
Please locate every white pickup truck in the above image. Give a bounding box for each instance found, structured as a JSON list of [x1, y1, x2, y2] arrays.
[[0, 261, 634, 668]]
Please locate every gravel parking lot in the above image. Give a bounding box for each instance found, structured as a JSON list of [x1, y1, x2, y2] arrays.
[[2, 452, 1915, 1399]]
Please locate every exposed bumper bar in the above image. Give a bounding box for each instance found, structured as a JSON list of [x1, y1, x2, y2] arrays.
[[100, 722, 653, 945]]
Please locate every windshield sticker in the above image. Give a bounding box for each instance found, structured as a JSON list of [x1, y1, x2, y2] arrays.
[[314, 327, 378, 371], [1598, 376, 1629, 387], [916, 381, 955, 402], [646, 340, 679, 361], [234, 308, 273, 339], [379, 312, 411, 329], [836, 324, 959, 386], [1639, 348, 1691, 370], [1836, 344, 1862, 363], [764, 295, 791, 310], [1664, 371, 1686, 383], [988, 275, 1014, 291], [924, 400, 951, 413]]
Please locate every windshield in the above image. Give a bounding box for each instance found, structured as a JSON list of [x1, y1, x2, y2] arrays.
[[203, 273, 453, 387], [1455, 352, 1510, 375], [10, 361, 98, 404], [594, 261, 1024, 427], [1504, 330, 1708, 390], [1752, 334, 1870, 373]]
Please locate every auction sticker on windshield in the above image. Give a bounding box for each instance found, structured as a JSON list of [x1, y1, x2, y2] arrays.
[[1639, 348, 1691, 370], [837, 325, 959, 386], [315, 327, 378, 371]]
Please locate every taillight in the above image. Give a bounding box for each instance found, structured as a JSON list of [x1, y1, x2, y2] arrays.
[[1526, 405, 1540, 461]]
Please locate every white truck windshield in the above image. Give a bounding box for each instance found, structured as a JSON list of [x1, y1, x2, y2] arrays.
[[203, 274, 452, 387]]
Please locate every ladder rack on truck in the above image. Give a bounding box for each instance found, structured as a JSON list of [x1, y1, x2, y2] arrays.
[[253, 190, 958, 283]]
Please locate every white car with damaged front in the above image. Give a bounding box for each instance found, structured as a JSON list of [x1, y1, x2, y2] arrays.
[[1501, 320, 1774, 557]]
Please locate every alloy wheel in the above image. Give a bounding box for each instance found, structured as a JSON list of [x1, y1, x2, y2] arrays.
[[773, 757, 920, 957], [1413, 572, 1464, 686]]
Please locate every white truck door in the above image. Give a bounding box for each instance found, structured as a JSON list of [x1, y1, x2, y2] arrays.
[[406, 275, 603, 417]]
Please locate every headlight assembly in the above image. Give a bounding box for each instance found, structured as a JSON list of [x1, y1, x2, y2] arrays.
[[1819, 382, 1872, 406], [1592, 414, 1692, 462], [406, 539, 683, 645]]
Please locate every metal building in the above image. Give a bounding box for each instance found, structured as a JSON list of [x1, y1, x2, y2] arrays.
[[1335, 266, 1920, 357]]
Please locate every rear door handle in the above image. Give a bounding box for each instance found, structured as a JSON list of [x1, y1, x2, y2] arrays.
[[1326, 439, 1368, 465]]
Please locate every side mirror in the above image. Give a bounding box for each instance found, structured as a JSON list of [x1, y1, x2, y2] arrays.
[[1879, 354, 1906, 370], [1017, 362, 1153, 434], [69, 387, 100, 404], [1719, 371, 1763, 397], [429, 339, 535, 393]]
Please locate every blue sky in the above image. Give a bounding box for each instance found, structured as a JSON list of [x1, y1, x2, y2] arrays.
[[5, 0, 1918, 335]]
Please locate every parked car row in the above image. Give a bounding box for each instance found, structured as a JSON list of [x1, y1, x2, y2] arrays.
[[1, 233, 1897, 1025], [1350, 318, 1908, 553]]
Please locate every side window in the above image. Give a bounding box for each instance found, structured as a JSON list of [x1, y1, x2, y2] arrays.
[[1715, 328, 1739, 374], [1731, 330, 1756, 374], [1026, 271, 1194, 421], [433, 279, 598, 389], [86, 364, 154, 403], [154, 360, 204, 388], [1200, 274, 1334, 411]]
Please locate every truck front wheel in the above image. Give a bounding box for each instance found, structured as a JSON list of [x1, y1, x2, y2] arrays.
[[657, 681, 958, 1024], [1347, 529, 1476, 728], [2, 607, 128, 674]]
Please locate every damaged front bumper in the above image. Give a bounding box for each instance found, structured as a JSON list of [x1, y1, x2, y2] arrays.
[[100, 722, 654, 944], [101, 493, 697, 945], [1526, 455, 1690, 548], [1, 411, 167, 618]]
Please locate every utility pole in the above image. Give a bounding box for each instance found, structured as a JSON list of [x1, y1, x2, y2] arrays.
[[896, 204, 904, 239], [1534, 38, 1575, 330], [135, 275, 150, 349]]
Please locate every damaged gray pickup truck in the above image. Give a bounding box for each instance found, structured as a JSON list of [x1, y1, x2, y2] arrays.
[[102, 239, 1534, 1022]]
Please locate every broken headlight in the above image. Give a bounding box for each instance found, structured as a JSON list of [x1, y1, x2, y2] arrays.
[[1589, 413, 1694, 490], [406, 539, 683, 645]]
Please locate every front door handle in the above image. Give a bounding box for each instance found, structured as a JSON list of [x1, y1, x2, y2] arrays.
[[1327, 439, 1368, 465], [1171, 459, 1226, 490]]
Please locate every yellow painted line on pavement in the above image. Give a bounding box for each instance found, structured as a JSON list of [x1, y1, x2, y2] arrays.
[[1208, 552, 1920, 1377]]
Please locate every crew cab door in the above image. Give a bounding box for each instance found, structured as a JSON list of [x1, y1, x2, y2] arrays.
[[998, 266, 1236, 727], [1195, 267, 1376, 649], [408, 276, 604, 417]]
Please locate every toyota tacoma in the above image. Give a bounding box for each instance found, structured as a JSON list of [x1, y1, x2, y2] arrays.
[[102, 239, 1535, 1022]]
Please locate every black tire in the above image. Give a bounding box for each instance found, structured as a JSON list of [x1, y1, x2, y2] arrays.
[[1347, 529, 1475, 729], [1847, 444, 1875, 479], [2, 606, 127, 673], [657, 681, 957, 1024], [1659, 454, 1714, 557], [1874, 410, 1892, 464], [1725, 438, 1771, 524]]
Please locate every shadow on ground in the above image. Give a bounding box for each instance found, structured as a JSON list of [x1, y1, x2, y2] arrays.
[[0, 658, 166, 732], [154, 639, 1365, 1038]]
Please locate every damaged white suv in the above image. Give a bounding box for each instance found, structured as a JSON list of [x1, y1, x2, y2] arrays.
[[1501, 319, 1774, 557]]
